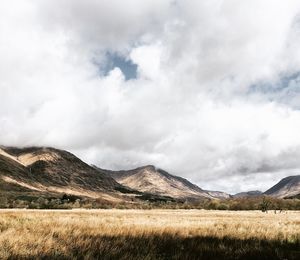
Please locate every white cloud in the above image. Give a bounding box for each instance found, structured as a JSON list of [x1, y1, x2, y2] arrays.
[[1, 0, 300, 193], [130, 44, 162, 80]]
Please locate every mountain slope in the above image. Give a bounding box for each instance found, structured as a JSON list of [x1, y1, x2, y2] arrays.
[[205, 190, 232, 199], [233, 190, 262, 198], [0, 153, 41, 193], [264, 175, 300, 198], [0, 146, 134, 201], [0, 152, 62, 203], [104, 165, 228, 199]]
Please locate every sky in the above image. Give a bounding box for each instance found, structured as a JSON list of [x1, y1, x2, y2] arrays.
[[1, 0, 300, 193]]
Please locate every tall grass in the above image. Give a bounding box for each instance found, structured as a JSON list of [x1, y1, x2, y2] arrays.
[[0, 209, 299, 259]]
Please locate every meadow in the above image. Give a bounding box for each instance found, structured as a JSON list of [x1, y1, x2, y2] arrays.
[[0, 209, 299, 259]]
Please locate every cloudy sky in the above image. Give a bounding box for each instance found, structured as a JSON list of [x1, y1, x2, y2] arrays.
[[1, 0, 300, 193]]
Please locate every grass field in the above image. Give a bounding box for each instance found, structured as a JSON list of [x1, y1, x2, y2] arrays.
[[0, 209, 299, 259]]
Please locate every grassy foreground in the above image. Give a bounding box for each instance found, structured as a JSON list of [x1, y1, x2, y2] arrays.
[[0, 209, 299, 259]]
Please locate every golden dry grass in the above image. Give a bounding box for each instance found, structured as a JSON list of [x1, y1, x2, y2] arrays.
[[0, 209, 299, 259]]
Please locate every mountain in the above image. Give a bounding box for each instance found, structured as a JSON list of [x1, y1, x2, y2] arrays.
[[264, 175, 300, 198], [233, 190, 262, 198], [206, 190, 232, 199], [103, 165, 229, 199], [0, 146, 136, 202]]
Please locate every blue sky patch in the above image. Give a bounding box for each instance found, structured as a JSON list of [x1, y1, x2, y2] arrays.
[[102, 52, 138, 80]]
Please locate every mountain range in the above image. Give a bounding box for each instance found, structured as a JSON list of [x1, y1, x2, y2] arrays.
[[0, 146, 299, 203]]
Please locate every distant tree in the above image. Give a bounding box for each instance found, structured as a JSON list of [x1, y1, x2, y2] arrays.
[[260, 197, 271, 213]]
